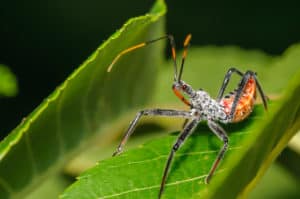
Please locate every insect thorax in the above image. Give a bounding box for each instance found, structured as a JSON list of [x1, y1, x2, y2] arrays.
[[191, 90, 228, 122]]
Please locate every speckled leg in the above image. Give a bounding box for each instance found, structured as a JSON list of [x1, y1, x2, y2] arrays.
[[206, 120, 229, 184], [216, 67, 244, 101], [159, 119, 199, 199], [113, 109, 192, 156]]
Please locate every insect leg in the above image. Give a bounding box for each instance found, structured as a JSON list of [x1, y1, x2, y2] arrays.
[[228, 72, 251, 120], [113, 109, 192, 156], [182, 118, 189, 129], [251, 72, 268, 110], [216, 67, 244, 101], [206, 120, 229, 184], [158, 119, 199, 199], [229, 71, 268, 120]]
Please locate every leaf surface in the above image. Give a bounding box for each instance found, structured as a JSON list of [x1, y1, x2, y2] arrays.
[[61, 106, 263, 199]]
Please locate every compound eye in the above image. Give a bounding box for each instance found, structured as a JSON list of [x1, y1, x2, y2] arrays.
[[182, 84, 187, 90]]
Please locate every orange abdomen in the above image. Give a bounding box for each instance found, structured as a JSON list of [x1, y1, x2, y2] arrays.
[[221, 77, 256, 123]]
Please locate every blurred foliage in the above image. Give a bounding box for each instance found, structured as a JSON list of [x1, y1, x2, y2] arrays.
[[0, 65, 18, 97], [249, 163, 300, 199], [277, 132, 300, 179]]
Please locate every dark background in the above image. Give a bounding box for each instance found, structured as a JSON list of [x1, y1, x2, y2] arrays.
[[0, 0, 299, 139]]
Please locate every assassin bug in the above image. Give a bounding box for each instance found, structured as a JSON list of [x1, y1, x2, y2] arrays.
[[107, 34, 268, 199]]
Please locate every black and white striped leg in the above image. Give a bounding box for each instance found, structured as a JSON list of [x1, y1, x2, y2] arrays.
[[113, 109, 192, 156], [206, 120, 229, 184], [158, 119, 199, 199], [181, 118, 189, 129], [217, 67, 244, 101]]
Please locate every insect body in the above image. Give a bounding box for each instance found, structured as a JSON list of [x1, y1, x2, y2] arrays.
[[220, 73, 259, 122], [108, 34, 268, 199]]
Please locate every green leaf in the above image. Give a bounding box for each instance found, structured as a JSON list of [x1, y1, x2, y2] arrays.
[[0, 0, 166, 198], [60, 106, 262, 199], [249, 163, 300, 199], [61, 42, 300, 198], [277, 132, 300, 179], [24, 174, 73, 199], [0, 65, 18, 97]]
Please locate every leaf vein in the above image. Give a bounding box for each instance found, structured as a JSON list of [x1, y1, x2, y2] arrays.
[[25, 132, 38, 175], [98, 170, 225, 199], [108, 147, 241, 169]]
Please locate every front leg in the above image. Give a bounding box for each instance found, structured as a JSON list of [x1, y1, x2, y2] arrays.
[[113, 109, 192, 156]]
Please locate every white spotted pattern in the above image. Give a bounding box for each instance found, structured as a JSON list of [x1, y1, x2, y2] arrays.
[[190, 90, 228, 123]]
